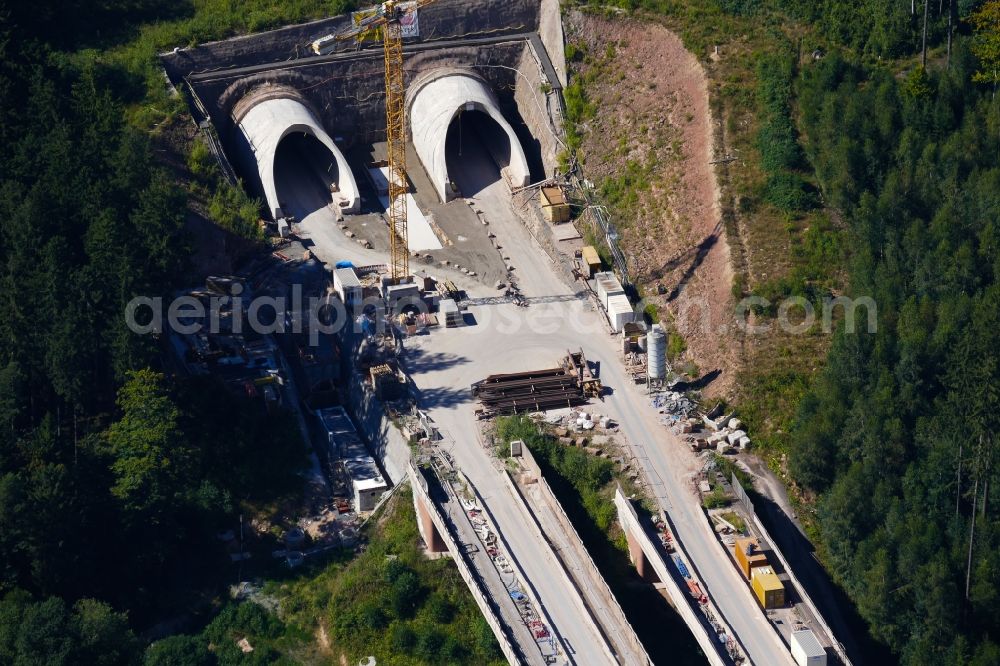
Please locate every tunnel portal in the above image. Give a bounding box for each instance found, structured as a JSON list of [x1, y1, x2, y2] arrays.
[[234, 88, 360, 219], [408, 70, 530, 202]]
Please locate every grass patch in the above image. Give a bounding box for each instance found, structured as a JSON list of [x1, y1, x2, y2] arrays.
[[702, 486, 731, 509], [149, 488, 503, 663], [719, 511, 747, 533]]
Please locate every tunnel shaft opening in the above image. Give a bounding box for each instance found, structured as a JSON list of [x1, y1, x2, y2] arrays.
[[273, 132, 342, 220], [445, 109, 514, 198]]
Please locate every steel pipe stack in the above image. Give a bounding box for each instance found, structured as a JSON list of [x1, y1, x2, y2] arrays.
[[472, 367, 586, 417]]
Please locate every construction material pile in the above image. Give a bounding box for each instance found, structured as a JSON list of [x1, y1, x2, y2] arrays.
[[473, 367, 585, 418], [652, 391, 696, 417], [473, 351, 600, 418]]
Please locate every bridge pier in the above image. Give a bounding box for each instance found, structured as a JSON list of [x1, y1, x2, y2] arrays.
[[413, 485, 449, 553], [625, 528, 661, 584]]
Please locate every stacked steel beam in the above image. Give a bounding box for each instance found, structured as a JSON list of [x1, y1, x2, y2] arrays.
[[472, 366, 587, 417]]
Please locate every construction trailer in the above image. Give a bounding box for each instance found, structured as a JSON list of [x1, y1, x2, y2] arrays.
[[734, 537, 769, 579], [333, 268, 362, 309], [606, 293, 636, 332], [791, 629, 828, 666], [383, 280, 421, 314], [540, 186, 570, 223], [580, 245, 602, 277], [594, 271, 625, 309], [343, 457, 388, 512], [317, 406, 360, 454], [751, 566, 785, 609], [315, 406, 387, 512]]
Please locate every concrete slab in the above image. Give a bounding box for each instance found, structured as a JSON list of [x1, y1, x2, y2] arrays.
[[367, 166, 443, 251]]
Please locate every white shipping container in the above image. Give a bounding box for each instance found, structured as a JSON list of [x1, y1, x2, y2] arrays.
[[791, 629, 827, 666], [594, 271, 624, 309], [333, 268, 362, 308], [606, 294, 635, 332]]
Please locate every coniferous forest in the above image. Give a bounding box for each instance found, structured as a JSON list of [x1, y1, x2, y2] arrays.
[[792, 23, 1000, 666], [0, 2, 308, 661]]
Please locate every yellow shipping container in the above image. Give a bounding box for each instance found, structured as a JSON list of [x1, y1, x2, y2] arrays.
[[540, 186, 570, 223], [751, 567, 785, 609], [734, 537, 768, 579], [581, 246, 602, 277]]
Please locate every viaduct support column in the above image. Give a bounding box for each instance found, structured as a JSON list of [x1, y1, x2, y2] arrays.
[[413, 488, 448, 553], [626, 526, 660, 584]]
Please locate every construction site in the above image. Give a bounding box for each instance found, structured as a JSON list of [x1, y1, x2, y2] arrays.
[[160, 2, 850, 665]]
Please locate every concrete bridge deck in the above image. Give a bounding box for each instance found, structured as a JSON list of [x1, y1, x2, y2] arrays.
[[410, 458, 560, 666], [615, 487, 747, 666], [509, 446, 652, 665]]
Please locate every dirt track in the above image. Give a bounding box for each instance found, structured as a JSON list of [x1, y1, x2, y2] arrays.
[[565, 11, 738, 398]]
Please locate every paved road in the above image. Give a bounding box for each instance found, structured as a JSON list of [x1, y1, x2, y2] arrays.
[[289, 139, 794, 665], [287, 155, 616, 666], [400, 146, 793, 665]]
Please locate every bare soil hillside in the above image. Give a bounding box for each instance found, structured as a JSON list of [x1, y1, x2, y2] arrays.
[[565, 11, 737, 397]]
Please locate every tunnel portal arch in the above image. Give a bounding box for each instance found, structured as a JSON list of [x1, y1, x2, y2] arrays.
[[408, 70, 530, 202], [234, 86, 359, 219]]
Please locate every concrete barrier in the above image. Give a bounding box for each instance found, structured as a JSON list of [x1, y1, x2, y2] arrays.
[[408, 462, 524, 666]]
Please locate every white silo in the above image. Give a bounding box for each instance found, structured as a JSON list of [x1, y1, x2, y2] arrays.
[[647, 324, 667, 381]]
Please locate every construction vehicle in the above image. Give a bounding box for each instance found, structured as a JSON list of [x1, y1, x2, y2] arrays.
[[323, 0, 439, 285]]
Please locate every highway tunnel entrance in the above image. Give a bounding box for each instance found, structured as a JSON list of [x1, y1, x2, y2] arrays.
[[409, 70, 530, 202], [273, 132, 343, 220], [445, 109, 515, 198], [233, 88, 359, 220]]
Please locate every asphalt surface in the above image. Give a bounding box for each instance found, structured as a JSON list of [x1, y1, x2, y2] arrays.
[[289, 139, 796, 665]]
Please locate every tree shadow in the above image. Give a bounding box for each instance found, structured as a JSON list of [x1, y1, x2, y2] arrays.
[[749, 489, 890, 665], [402, 347, 471, 375], [659, 220, 724, 302], [408, 384, 472, 411], [670, 369, 721, 392]]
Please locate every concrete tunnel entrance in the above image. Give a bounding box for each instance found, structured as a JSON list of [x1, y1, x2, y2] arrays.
[[273, 132, 343, 220], [233, 86, 360, 220], [408, 70, 530, 202], [445, 109, 515, 198]]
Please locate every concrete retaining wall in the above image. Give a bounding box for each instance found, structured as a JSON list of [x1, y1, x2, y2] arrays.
[[539, 0, 567, 88], [160, 0, 540, 81], [514, 41, 565, 177], [341, 345, 411, 486]]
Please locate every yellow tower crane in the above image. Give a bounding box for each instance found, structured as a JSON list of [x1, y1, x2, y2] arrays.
[[330, 0, 438, 284]]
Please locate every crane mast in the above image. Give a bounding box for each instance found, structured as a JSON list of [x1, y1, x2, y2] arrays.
[[323, 1, 437, 284], [382, 13, 408, 283]]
